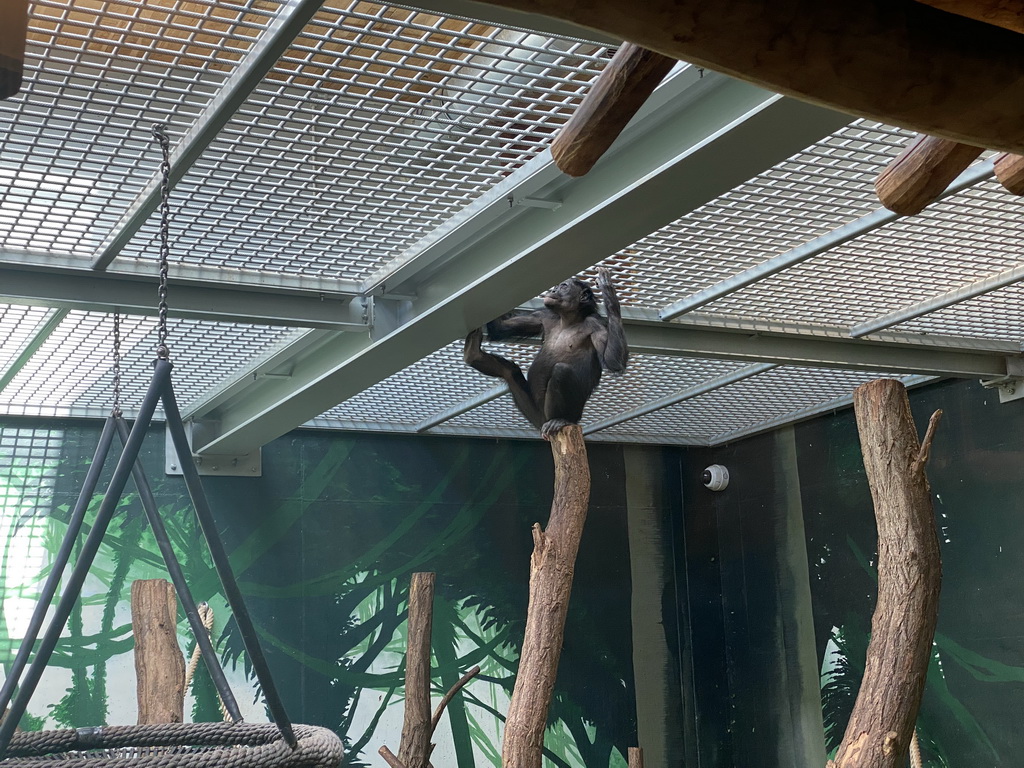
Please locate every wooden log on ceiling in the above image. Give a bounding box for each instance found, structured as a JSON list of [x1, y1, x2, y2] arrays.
[[874, 134, 983, 215], [474, 0, 1024, 154], [0, 0, 28, 100], [915, 0, 1024, 34], [551, 43, 676, 177], [994, 152, 1024, 194]]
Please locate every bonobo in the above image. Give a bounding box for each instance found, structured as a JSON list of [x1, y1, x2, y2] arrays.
[[463, 267, 629, 438]]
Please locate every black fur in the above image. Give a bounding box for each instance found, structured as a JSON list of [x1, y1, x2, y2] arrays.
[[463, 269, 629, 438]]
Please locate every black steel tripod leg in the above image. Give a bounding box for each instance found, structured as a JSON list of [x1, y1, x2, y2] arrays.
[[114, 415, 243, 722], [0, 414, 118, 716], [0, 362, 170, 758], [160, 379, 296, 747]]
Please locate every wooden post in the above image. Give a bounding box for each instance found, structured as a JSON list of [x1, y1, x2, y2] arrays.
[[828, 380, 942, 768], [502, 425, 591, 768], [131, 578, 185, 724], [550, 43, 676, 177], [628, 747, 644, 768], [874, 134, 983, 215], [994, 152, 1024, 195], [398, 572, 435, 768]]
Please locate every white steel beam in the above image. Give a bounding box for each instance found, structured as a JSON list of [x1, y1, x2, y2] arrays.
[[0, 261, 367, 330], [186, 73, 852, 454]]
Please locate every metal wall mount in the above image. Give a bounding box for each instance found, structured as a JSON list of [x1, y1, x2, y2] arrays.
[[165, 421, 262, 477]]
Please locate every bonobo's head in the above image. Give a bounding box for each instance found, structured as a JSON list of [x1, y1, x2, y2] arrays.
[[543, 277, 598, 315]]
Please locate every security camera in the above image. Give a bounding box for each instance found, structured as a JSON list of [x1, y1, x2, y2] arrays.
[[702, 464, 729, 491]]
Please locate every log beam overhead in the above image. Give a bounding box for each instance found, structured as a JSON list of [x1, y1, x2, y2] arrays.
[[474, 0, 1024, 154], [875, 135, 984, 216]]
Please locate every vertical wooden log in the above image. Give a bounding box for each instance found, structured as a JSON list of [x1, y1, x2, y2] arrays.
[[550, 43, 676, 177], [502, 425, 590, 768], [131, 578, 185, 724], [628, 746, 644, 768], [874, 134, 983, 216], [828, 380, 942, 768], [398, 572, 435, 768], [994, 152, 1024, 195]]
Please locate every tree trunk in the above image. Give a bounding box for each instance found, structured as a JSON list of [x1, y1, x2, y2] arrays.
[[132, 579, 185, 724], [398, 572, 435, 768], [829, 380, 942, 768], [502, 426, 591, 768]]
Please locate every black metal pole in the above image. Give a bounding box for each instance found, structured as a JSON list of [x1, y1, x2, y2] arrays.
[[114, 415, 243, 722], [161, 379, 296, 748], [0, 415, 118, 716], [0, 361, 170, 758]]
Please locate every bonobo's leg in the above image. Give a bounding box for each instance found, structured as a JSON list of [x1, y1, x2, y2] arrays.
[[464, 328, 545, 429], [540, 361, 591, 438]]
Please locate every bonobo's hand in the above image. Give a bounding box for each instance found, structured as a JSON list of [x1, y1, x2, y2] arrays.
[[597, 267, 621, 317]]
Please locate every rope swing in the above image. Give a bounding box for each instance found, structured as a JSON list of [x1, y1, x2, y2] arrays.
[[0, 125, 343, 768]]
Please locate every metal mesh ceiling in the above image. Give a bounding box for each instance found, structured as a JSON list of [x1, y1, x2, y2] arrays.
[[2, 0, 1023, 448]]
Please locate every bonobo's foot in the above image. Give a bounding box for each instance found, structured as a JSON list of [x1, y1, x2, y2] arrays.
[[541, 418, 574, 440], [463, 327, 484, 364]]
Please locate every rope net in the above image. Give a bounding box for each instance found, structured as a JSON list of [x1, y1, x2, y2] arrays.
[[3, 723, 343, 768]]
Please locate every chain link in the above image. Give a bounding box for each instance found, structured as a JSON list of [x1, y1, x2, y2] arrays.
[[152, 124, 172, 361], [112, 311, 122, 417]]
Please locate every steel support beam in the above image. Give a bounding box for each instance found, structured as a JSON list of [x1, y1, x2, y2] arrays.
[[625, 311, 1016, 378], [0, 262, 367, 330], [91, 0, 329, 270], [660, 159, 997, 320], [186, 74, 852, 454]]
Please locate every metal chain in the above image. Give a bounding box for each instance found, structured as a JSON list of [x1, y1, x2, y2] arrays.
[[152, 124, 171, 361], [112, 311, 122, 417]]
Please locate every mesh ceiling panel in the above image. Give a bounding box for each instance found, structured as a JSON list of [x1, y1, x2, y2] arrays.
[[111, 1, 612, 280], [0, 308, 300, 417], [599, 366, 898, 443], [1, 0, 280, 258], [694, 175, 1024, 327], [606, 119, 915, 309]]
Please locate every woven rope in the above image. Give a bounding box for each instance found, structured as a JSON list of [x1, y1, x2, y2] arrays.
[[4, 723, 342, 768]]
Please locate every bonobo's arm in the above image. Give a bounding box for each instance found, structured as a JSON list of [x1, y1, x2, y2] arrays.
[[486, 311, 546, 341], [592, 267, 629, 372]]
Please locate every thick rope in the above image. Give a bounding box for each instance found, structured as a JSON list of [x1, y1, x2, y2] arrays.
[[910, 728, 923, 768], [183, 603, 230, 723], [3, 722, 342, 768]]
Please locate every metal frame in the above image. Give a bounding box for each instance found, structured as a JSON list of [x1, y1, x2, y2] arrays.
[[0, 362, 297, 755], [3, 0, 1024, 448]]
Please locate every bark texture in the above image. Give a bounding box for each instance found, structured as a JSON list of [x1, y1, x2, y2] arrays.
[[502, 426, 590, 768], [916, 0, 1024, 33], [398, 572, 435, 768], [994, 152, 1024, 195], [474, 0, 1024, 153], [551, 43, 676, 177], [132, 579, 185, 724], [828, 380, 942, 768], [875, 135, 983, 215], [628, 747, 644, 768]]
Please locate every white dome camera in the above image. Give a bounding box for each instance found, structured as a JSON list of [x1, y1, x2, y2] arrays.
[[702, 464, 729, 491]]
